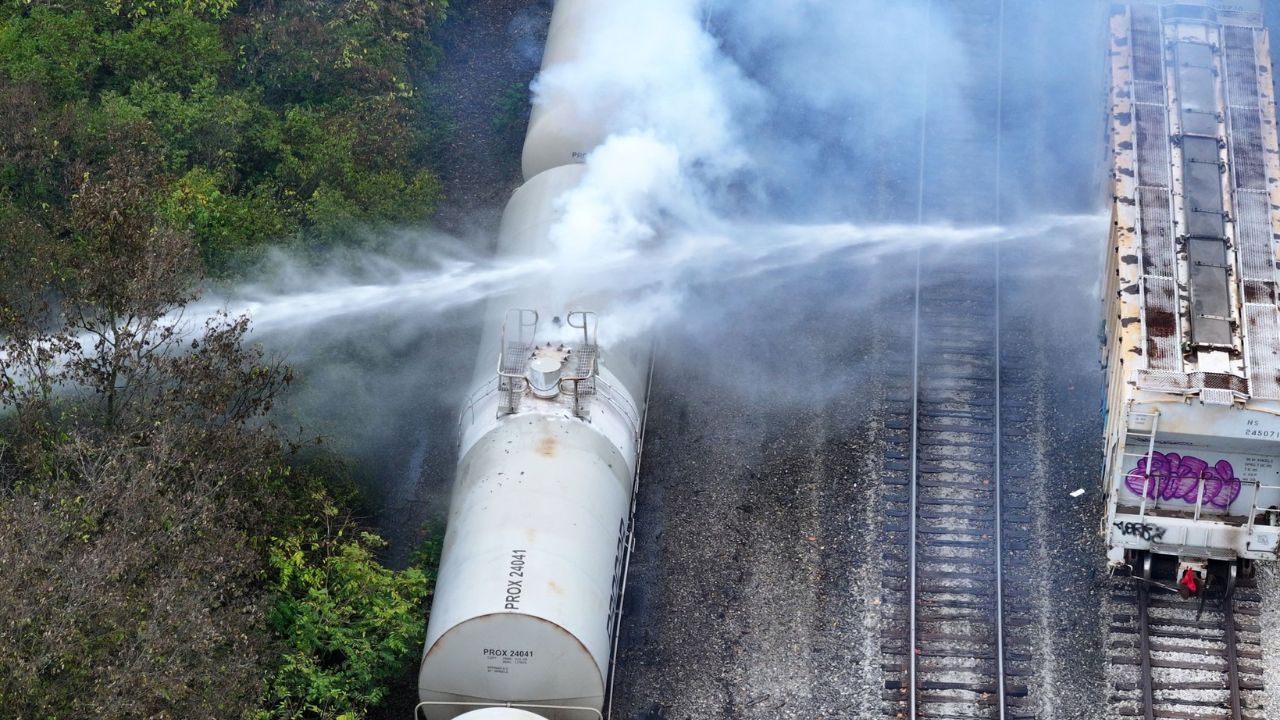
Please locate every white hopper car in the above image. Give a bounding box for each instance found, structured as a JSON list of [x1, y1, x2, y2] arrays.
[[1102, 0, 1280, 590], [416, 1, 650, 719]]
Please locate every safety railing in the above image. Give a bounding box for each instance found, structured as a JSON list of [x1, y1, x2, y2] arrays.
[[593, 374, 642, 442], [415, 700, 603, 720], [458, 377, 500, 432]]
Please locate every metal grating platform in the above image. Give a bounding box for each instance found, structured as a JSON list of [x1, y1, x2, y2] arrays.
[[1224, 27, 1261, 106], [1135, 104, 1171, 188], [1131, 5, 1165, 84], [1139, 187, 1175, 278], [1219, 11, 1264, 28], [1245, 303, 1280, 400], [1134, 80, 1165, 106], [1235, 191, 1273, 283], [1229, 108, 1267, 190], [1143, 276, 1181, 371], [498, 342, 532, 414], [1132, 369, 1250, 395], [1202, 388, 1236, 405]]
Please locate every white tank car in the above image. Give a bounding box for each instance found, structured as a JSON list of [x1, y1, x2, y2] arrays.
[[521, 0, 607, 182], [418, 1, 650, 712], [450, 711, 545, 720], [1101, 0, 1280, 587]]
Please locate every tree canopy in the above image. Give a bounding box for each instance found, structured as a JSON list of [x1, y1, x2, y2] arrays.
[[0, 0, 449, 273], [0, 0, 451, 715]]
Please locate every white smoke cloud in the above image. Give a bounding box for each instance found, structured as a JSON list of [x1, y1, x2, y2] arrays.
[[531, 0, 760, 171], [201, 0, 1107, 347]]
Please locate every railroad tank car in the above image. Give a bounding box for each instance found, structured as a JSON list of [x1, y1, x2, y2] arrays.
[[521, 0, 607, 182], [452, 711, 545, 720], [416, 1, 649, 718], [1101, 0, 1280, 589]]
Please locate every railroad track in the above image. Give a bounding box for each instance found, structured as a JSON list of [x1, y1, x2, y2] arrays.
[[879, 1, 1042, 718], [880, 252, 1037, 720], [1109, 564, 1265, 720]]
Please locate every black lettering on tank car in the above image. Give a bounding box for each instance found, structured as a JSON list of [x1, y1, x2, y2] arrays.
[[504, 550, 527, 610]]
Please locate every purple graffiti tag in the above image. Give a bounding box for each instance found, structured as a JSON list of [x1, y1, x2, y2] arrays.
[[1124, 452, 1242, 509]]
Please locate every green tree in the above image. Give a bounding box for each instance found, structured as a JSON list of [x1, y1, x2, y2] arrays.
[[0, 136, 292, 719], [0, 0, 451, 274], [257, 512, 440, 720]]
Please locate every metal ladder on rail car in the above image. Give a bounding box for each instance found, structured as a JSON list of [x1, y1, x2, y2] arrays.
[[1123, 410, 1161, 520]]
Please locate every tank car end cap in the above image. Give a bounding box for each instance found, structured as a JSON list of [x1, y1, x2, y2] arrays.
[[455, 709, 546, 720]]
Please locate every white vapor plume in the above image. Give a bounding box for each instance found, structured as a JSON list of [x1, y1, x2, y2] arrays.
[[195, 214, 1105, 345], [531, 0, 760, 171], [191, 0, 1109, 348]]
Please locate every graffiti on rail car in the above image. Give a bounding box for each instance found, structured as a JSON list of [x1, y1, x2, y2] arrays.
[[1124, 452, 1242, 508], [1112, 521, 1166, 542]]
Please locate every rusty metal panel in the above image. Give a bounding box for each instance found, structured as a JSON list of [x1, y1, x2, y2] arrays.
[[1139, 186, 1176, 278], [1131, 5, 1165, 84], [1246, 304, 1280, 399], [1144, 275, 1182, 371], [1229, 106, 1267, 191], [1136, 104, 1171, 188], [1182, 135, 1225, 238]]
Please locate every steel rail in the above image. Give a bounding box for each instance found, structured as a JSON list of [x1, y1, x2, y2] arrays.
[[907, 1, 1008, 718], [1138, 555, 1154, 720], [992, 2, 1008, 718], [906, 0, 934, 713], [1225, 594, 1243, 720]]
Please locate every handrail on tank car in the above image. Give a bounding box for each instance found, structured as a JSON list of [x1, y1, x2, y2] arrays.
[[505, 308, 539, 347], [414, 700, 604, 720], [459, 377, 500, 431], [593, 375, 642, 442], [567, 310, 597, 348]]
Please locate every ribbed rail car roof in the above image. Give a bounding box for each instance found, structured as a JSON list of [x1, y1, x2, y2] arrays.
[[1119, 1, 1280, 401]]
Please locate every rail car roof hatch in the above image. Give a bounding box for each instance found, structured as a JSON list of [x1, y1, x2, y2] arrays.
[[1175, 42, 1217, 136], [1180, 134, 1234, 348]]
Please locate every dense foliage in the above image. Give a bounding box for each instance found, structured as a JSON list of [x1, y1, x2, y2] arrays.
[[0, 0, 449, 273], [258, 513, 441, 720], [0, 130, 441, 720], [0, 0, 452, 714]]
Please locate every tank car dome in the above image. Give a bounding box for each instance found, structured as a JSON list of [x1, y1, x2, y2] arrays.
[[454, 709, 545, 720]]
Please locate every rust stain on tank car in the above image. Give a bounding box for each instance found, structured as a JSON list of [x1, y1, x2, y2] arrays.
[[1146, 307, 1177, 338], [547, 580, 564, 595], [537, 437, 557, 457]]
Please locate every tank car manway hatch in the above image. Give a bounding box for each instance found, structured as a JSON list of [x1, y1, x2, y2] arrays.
[[1102, 0, 1280, 580]]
